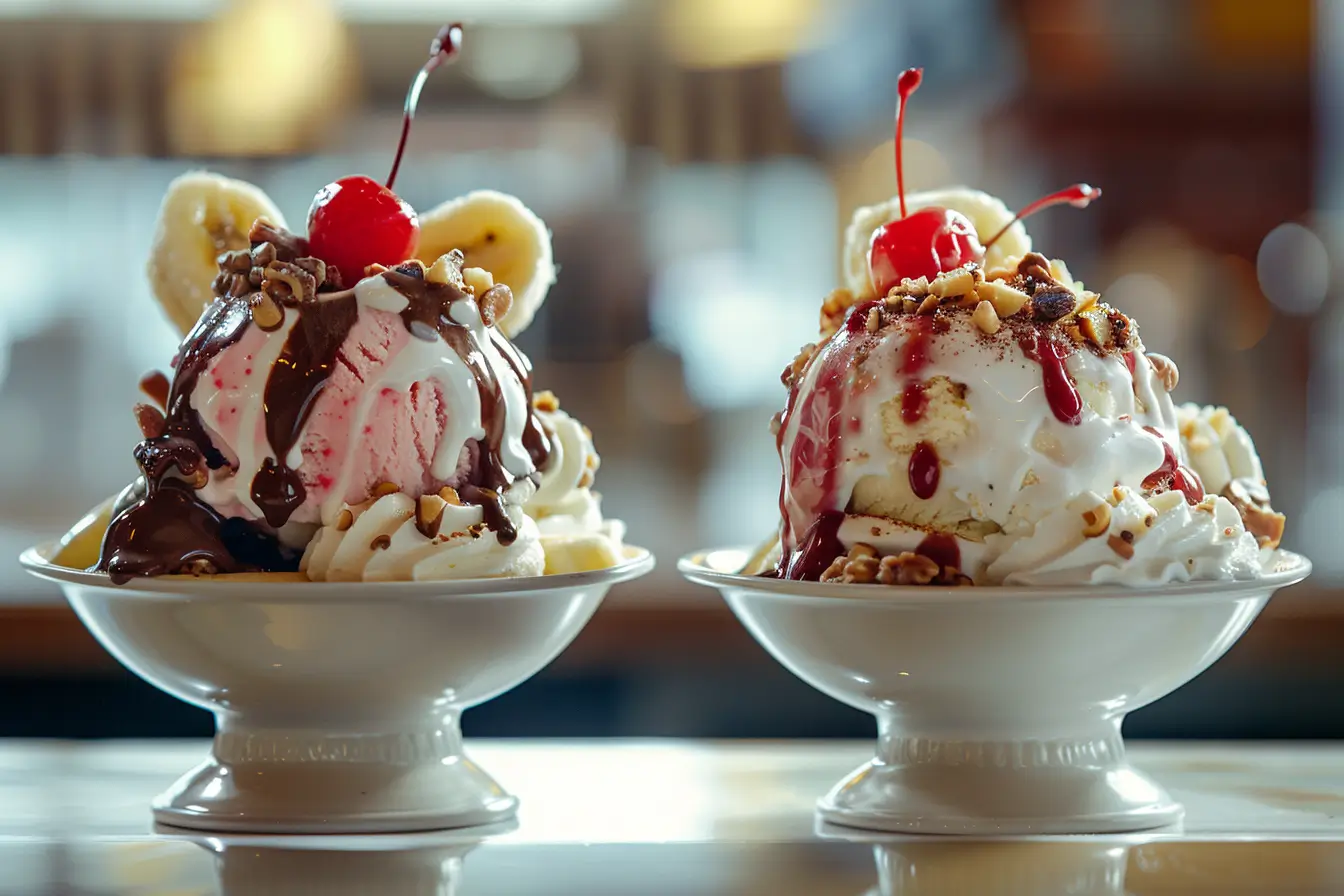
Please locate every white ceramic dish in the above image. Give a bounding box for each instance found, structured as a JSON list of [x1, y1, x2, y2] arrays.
[[680, 547, 1310, 835], [21, 542, 653, 834]]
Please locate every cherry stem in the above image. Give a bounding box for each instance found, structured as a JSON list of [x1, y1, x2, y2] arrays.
[[386, 22, 464, 191], [894, 68, 923, 220], [983, 183, 1103, 249]]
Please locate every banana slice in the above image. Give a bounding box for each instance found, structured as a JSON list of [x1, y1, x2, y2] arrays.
[[52, 495, 116, 570], [147, 171, 286, 335], [541, 533, 622, 575], [415, 190, 555, 338], [842, 188, 1030, 297]]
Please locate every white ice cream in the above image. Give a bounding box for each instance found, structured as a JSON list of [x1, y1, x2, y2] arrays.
[[301, 486, 544, 581], [525, 403, 626, 574]]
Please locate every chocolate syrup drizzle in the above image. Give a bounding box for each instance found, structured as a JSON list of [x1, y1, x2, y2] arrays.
[[99, 233, 551, 583], [385, 265, 550, 545], [251, 294, 359, 527], [98, 297, 295, 583]]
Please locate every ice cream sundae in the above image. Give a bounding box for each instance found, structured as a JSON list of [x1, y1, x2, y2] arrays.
[[756, 69, 1285, 586], [57, 25, 624, 583]]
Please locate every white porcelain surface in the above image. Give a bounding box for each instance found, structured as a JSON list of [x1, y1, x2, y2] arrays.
[[20, 544, 653, 833], [680, 548, 1311, 835]]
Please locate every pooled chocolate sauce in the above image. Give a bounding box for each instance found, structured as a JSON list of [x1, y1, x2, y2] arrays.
[[98, 298, 296, 583], [251, 294, 359, 527]]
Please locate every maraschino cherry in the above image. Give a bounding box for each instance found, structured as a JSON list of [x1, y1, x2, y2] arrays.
[[868, 68, 985, 296], [982, 183, 1103, 249], [307, 23, 464, 287]]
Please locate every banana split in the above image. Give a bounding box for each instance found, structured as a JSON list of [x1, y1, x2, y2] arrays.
[[60, 25, 626, 583]]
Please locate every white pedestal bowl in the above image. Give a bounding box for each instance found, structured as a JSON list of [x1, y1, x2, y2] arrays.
[[681, 547, 1309, 835], [22, 543, 653, 833]]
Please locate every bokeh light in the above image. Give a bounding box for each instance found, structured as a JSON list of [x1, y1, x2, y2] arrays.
[[1257, 222, 1330, 316]]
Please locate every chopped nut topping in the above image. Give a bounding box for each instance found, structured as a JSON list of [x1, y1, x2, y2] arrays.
[[132, 403, 166, 439], [782, 343, 818, 389], [974, 279, 1030, 318], [820, 543, 969, 586], [1222, 477, 1286, 549], [462, 266, 495, 296], [335, 508, 354, 531], [820, 288, 858, 335], [138, 371, 170, 409], [477, 284, 514, 327], [438, 486, 463, 505], [1081, 503, 1111, 537], [1107, 533, 1135, 559], [263, 260, 319, 305], [1147, 353, 1180, 392], [533, 390, 560, 413], [972, 300, 1001, 335], [866, 307, 881, 333], [416, 495, 448, 539], [372, 481, 400, 498], [425, 249, 466, 289], [902, 298, 919, 314], [917, 295, 940, 315], [370, 534, 392, 551], [929, 266, 979, 301], [249, 293, 284, 331]]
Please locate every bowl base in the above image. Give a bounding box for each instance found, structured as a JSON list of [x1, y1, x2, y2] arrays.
[[817, 734, 1183, 835], [152, 725, 517, 834]]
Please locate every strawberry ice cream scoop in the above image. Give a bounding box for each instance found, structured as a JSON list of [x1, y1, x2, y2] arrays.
[[194, 298, 499, 531]]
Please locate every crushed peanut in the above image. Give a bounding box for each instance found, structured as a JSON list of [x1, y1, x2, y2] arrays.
[[533, 390, 560, 413], [865, 307, 881, 333], [477, 284, 514, 327], [372, 482, 401, 498], [917, 295, 940, 315], [1081, 503, 1111, 537], [249, 293, 284, 330], [335, 508, 354, 531], [462, 266, 494, 296], [974, 279, 1030, 318], [820, 288, 858, 334], [971, 300, 1001, 335], [415, 495, 448, 539], [929, 266, 979, 301], [1107, 533, 1135, 559], [438, 486, 463, 505]]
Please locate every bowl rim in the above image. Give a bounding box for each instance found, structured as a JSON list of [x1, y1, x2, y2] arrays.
[[20, 541, 655, 600], [678, 546, 1310, 606]]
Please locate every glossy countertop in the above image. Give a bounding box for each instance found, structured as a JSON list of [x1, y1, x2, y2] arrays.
[[2, 739, 1343, 893]]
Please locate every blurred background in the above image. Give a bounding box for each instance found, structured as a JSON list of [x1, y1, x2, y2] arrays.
[[0, 0, 1338, 740]]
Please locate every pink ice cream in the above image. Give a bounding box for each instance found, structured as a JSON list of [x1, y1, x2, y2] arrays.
[[195, 306, 453, 528]]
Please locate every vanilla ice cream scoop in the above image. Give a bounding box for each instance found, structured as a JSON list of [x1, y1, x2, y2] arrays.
[[771, 244, 1279, 586]]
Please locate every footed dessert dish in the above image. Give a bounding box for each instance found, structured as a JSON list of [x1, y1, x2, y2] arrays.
[[22, 24, 651, 833], [681, 68, 1307, 834]]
